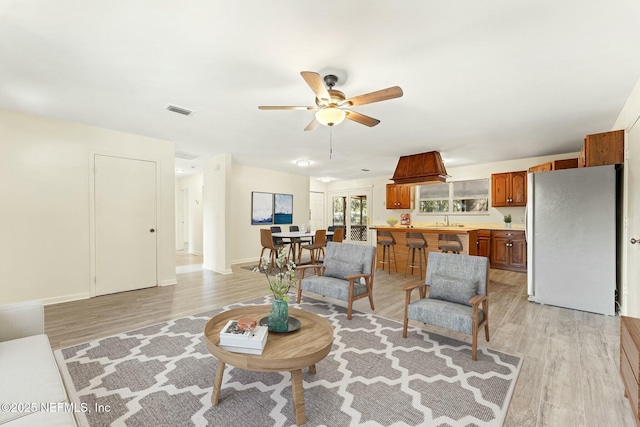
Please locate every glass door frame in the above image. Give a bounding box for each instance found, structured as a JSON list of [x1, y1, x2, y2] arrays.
[[327, 187, 373, 245]]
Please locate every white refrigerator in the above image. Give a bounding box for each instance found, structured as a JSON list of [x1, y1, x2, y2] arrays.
[[526, 164, 621, 316]]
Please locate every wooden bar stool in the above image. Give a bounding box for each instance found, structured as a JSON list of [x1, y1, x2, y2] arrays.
[[438, 233, 463, 254], [405, 232, 428, 278], [376, 230, 397, 274]]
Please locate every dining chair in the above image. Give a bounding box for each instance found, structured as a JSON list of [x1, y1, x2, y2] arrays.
[[270, 226, 285, 246], [300, 229, 327, 265], [332, 227, 345, 243], [288, 225, 311, 263], [260, 229, 285, 271]]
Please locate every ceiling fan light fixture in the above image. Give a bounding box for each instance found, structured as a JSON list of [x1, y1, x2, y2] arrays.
[[315, 107, 346, 127]]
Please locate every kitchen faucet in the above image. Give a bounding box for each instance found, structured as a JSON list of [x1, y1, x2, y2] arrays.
[[444, 215, 449, 226]]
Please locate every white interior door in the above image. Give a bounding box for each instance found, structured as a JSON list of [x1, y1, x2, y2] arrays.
[[626, 124, 640, 315], [95, 155, 157, 296], [309, 191, 324, 232]]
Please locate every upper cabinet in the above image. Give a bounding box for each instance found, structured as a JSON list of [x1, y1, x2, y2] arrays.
[[491, 171, 527, 207], [386, 184, 414, 209], [578, 129, 624, 167], [528, 158, 578, 173]]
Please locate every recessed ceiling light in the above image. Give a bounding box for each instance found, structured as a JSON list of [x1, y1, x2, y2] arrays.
[[319, 177, 332, 183], [295, 159, 311, 167]]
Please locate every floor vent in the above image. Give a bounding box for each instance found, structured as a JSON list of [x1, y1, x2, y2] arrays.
[[175, 151, 199, 160], [165, 104, 195, 116]]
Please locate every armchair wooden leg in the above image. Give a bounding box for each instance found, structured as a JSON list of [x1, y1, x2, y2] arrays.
[[484, 301, 490, 341], [347, 280, 354, 320], [367, 293, 375, 311], [403, 290, 411, 338], [472, 323, 478, 361]]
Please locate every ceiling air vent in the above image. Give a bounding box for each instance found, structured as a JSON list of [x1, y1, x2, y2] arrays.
[[165, 104, 195, 116], [175, 151, 200, 160]]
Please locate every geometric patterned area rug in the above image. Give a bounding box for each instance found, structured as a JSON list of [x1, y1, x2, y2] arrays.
[[55, 295, 522, 427]]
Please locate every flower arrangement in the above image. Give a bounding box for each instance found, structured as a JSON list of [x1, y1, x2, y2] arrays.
[[254, 248, 297, 301]]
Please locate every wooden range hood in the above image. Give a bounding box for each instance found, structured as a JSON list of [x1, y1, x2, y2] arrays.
[[391, 151, 448, 185]]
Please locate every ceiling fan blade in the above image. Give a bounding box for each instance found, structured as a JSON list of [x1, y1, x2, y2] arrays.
[[304, 118, 320, 131], [343, 86, 403, 107], [301, 71, 331, 104], [345, 111, 380, 127], [258, 105, 317, 110]]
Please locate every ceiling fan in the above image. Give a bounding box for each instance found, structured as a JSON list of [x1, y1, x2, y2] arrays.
[[258, 71, 403, 131]]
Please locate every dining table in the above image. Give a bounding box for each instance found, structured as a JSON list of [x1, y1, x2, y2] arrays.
[[271, 230, 333, 263]]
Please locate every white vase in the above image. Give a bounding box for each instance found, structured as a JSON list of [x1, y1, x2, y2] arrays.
[[504, 222, 512, 229]]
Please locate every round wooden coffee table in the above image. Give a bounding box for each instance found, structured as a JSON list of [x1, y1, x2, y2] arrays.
[[204, 305, 334, 426]]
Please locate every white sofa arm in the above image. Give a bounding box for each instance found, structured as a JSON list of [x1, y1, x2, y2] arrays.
[[0, 300, 44, 342]]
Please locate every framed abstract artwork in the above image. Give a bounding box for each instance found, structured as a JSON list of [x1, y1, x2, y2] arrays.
[[274, 193, 293, 224], [251, 192, 273, 225]]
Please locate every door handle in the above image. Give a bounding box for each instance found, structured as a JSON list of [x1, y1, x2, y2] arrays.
[[150, 228, 156, 233], [632, 238, 639, 244]]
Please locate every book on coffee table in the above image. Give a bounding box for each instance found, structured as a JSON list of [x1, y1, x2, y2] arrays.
[[219, 320, 268, 354]]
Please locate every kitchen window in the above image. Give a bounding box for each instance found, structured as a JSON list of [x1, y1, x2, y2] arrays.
[[418, 179, 489, 214]]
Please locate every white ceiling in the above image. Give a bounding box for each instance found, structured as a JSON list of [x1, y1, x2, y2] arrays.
[[2, 1, 640, 181]]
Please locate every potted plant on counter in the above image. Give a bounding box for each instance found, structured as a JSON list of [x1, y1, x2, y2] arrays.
[[503, 214, 512, 229]]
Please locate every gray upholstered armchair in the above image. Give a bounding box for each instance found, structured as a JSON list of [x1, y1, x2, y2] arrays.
[[402, 252, 490, 360], [297, 242, 376, 320]]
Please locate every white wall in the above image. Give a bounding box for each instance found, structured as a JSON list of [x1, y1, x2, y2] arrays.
[[228, 163, 310, 265], [203, 153, 232, 274], [201, 157, 310, 273], [0, 109, 176, 305], [327, 152, 580, 227], [176, 173, 204, 254]]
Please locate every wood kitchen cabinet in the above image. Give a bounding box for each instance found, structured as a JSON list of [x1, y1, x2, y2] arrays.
[[528, 162, 552, 173], [491, 171, 527, 207], [621, 316, 640, 425], [578, 129, 624, 167], [528, 158, 578, 173], [491, 230, 527, 272], [476, 229, 491, 258], [386, 184, 414, 209]]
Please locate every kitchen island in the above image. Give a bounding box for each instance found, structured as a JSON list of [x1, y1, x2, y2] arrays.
[[371, 224, 526, 275]]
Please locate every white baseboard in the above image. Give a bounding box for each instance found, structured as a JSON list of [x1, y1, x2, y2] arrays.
[[42, 292, 91, 306], [159, 278, 178, 286], [204, 266, 233, 275], [232, 257, 259, 265]]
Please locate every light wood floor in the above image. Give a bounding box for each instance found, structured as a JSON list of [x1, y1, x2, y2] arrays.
[[45, 251, 636, 426]]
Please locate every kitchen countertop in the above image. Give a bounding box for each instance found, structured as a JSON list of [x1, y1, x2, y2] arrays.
[[369, 223, 525, 232]]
